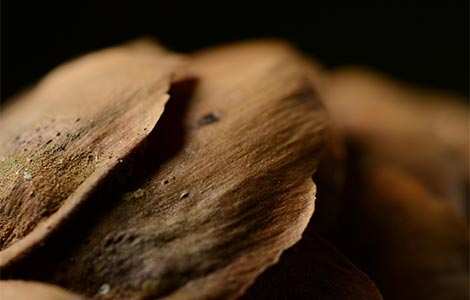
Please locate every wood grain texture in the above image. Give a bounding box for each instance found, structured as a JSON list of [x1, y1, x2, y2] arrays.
[[0, 40, 185, 267], [16, 41, 327, 300]]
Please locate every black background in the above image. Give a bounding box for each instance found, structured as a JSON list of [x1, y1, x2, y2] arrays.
[[1, 1, 468, 102]]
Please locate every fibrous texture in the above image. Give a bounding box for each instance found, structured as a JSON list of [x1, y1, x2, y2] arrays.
[[34, 41, 327, 300], [0, 40, 184, 266], [6, 39, 461, 300], [1, 40, 379, 300]]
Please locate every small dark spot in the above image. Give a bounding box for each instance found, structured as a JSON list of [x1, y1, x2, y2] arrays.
[[66, 133, 71, 138], [35, 127, 41, 132], [114, 233, 124, 244], [103, 236, 113, 248], [197, 112, 221, 127], [23, 148, 27, 152], [75, 118, 81, 122], [15, 136, 20, 141], [143, 127, 147, 131], [28, 159, 33, 162], [56, 132, 61, 136], [162, 179, 170, 185], [46, 139, 53, 145], [180, 192, 190, 199], [126, 235, 137, 243]]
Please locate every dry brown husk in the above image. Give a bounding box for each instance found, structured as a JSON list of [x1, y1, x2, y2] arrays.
[[3, 36, 465, 300], [2, 41, 331, 299], [62, 41, 326, 300], [0, 40, 185, 267]]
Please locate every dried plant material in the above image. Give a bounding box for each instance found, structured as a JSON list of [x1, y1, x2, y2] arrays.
[[314, 67, 469, 299], [0, 280, 85, 300], [18, 41, 327, 300], [0, 40, 185, 267], [343, 163, 469, 300], [321, 67, 469, 216], [243, 220, 383, 300]]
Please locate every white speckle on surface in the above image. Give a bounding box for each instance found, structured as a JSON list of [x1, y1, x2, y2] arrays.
[[118, 159, 123, 163], [23, 171, 32, 181], [1, 157, 5, 162], [98, 283, 110, 295], [15, 170, 20, 175]]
